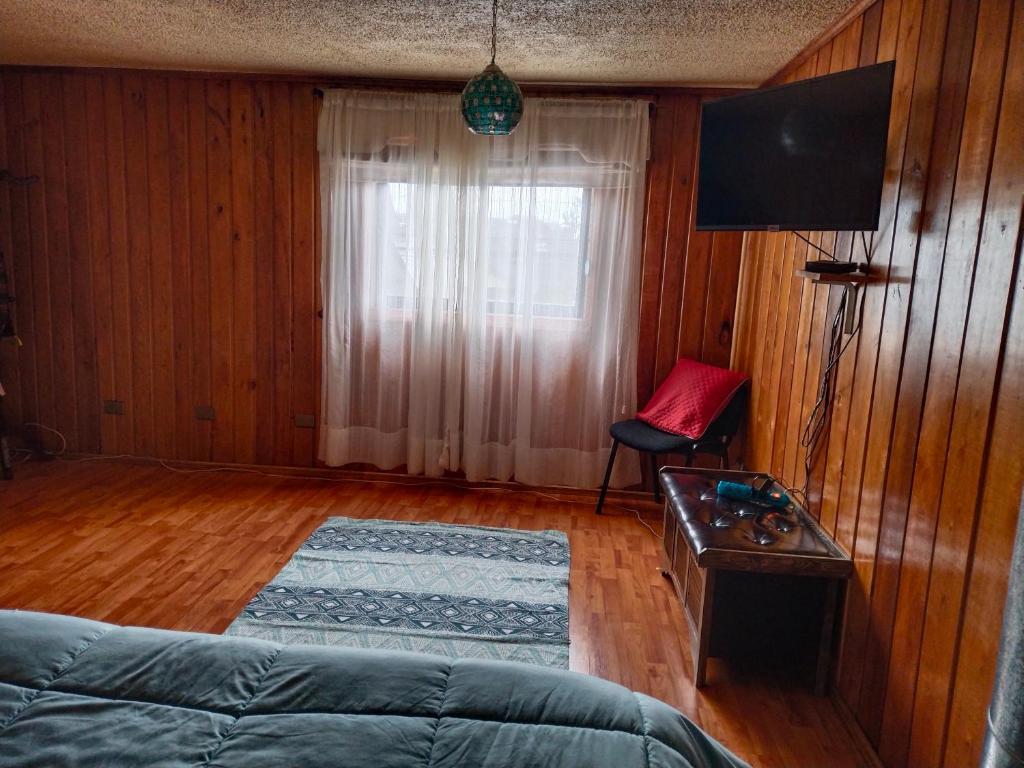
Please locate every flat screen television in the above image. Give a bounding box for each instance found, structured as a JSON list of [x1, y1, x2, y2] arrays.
[[696, 61, 895, 231]]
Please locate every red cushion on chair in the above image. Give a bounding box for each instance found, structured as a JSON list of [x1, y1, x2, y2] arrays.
[[636, 358, 749, 440]]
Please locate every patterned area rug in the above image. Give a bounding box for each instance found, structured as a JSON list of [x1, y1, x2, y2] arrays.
[[225, 517, 570, 668]]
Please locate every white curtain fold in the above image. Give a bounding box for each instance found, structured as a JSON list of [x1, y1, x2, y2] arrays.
[[318, 89, 648, 488]]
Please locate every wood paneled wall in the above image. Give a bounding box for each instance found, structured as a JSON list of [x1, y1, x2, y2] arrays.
[[0, 68, 741, 469], [731, 1, 1023, 766], [0, 71, 319, 466]]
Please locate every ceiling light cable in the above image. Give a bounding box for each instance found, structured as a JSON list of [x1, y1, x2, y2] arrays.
[[490, 0, 498, 65]]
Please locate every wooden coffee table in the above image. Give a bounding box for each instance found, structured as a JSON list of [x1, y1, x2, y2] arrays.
[[659, 467, 853, 694]]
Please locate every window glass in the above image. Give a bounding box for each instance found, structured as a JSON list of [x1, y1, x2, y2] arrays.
[[376, 182, 589, 319]]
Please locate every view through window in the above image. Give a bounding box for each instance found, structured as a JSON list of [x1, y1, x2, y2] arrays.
[[378, 182, 589, 318]]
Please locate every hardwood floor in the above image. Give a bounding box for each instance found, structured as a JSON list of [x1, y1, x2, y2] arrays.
[[0, 459, 870, 767]]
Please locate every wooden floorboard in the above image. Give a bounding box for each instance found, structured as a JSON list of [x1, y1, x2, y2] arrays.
[[0, 459, 872, 767]]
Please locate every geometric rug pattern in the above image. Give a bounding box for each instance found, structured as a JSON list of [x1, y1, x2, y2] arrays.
[[225, 517, 570, 668], [302, 523, 569, 567]]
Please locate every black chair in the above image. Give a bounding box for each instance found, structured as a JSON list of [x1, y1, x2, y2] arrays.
[[594, 384, 748, 514]]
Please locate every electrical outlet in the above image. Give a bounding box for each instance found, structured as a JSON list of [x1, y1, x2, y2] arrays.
[[294, 414, 315, 428], [103, 400, 125, 415], [195, 405, 216, 421]]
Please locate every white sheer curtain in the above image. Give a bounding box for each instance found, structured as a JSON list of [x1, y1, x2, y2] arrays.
[[318, 89, 648, 488]]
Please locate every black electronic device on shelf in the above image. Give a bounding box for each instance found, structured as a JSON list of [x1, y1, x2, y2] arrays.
[[802, 260, 865, 275]]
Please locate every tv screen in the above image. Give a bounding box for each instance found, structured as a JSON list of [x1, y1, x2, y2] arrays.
[[696, 61, 895, 232]]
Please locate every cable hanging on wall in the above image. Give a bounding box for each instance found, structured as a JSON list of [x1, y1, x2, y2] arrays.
[[793, 231, 873, 505]]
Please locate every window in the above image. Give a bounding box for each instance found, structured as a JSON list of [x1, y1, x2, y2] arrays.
[[319, 90, 650, 488], [377, 182, 590, 319]]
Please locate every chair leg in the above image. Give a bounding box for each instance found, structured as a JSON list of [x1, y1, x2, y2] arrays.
[[595, 440, 619, 515], [720, 449, 730, 471], [650, 453, 661, 504], [684, 450, 693, 468]]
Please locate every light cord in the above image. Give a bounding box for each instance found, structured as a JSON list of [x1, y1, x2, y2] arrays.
[[490, 0, 498, 64], [794, 231, 837, 262]]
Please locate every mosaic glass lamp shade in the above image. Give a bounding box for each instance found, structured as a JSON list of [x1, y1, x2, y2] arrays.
[[461, 63, 524, 136]]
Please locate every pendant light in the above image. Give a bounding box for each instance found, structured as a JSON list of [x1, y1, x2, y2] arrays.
[[461, 0, 523, 135]]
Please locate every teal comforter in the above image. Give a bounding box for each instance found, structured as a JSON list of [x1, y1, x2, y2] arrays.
[[0, 610, 747, 767]]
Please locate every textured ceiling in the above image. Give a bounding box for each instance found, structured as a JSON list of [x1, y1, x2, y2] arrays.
[[0, 1, 857, 87]]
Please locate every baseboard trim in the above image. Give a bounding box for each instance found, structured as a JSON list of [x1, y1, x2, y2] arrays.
[[58, 453, 664, 517], [830, 692, 884, 768]]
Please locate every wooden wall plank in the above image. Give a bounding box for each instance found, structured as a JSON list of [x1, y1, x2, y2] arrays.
[[121, 73, 155, 456], [765, 230, 801, 481], [84, 74, 116, 453], [102, 74, 134, 454], [60, 73, 99, 452], [657, 97, 700, 378], [205, 79, 234, 463], [781, 231, 814, 488], [186, 79, 212, 461], [673, 97, 713, 365], [167, 78, 193, 460], [20, 74, 57, 439], [229, 80, 256, 465], [270, 82, 294, 466], [143, 76, 177, 461], [636, 96, 676, 408], [39, 72, 77, 449], [252, 81, 275, 466], [290, 87, 316, 466], [757, 234, 791, 469], [700, 232, 744, 368], [750, 231, 785, 466]]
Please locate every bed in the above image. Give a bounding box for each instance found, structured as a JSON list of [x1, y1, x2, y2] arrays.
[[0, 610, 747, 767]]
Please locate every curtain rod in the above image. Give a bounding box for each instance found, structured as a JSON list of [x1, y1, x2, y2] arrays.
[[312, 87, 657, 106]]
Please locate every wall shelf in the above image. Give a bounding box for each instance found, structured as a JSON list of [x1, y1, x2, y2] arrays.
[[795, 269, 871, 333], [794, 269, 870, 285]]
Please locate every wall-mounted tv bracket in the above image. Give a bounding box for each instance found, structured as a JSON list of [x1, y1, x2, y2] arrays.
[[789, 231, 873, 334], [794, 269, 869, 334]]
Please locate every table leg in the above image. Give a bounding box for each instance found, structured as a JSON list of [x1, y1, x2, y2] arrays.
[[694, 568, 715, 687], [814, 579, 840, 696]]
